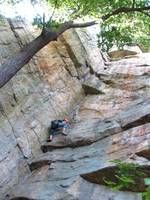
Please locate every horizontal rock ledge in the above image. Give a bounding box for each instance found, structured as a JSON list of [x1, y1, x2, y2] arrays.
[[41, 98, 150, 153], [41, 119, 121, 152]]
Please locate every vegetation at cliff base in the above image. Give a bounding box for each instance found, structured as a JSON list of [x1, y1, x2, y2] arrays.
[[104, 159, 144, 191], [104, 160, 150, 200]]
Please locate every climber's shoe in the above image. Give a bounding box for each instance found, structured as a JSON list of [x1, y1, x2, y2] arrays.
[[47, 135, 53, 142], [62, 131, 68, 136]]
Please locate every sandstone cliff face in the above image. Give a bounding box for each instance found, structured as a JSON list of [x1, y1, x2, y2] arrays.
[[0, 17, 150, 200]]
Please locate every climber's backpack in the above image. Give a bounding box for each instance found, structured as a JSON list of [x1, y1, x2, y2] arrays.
[[51, 120, 59, 129]]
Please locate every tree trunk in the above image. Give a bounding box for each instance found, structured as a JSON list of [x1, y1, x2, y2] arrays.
[[0, 20, 96, 88], [0, 30, 57, 88]]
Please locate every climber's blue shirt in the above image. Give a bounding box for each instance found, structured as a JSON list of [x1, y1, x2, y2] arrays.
[[50, 120, 69, 135]]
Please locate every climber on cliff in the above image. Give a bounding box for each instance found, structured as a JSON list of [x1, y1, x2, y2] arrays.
[[48, 118, 69, 142]]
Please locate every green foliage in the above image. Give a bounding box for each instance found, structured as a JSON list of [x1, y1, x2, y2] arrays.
[[33, 14, 60, 30], [45, 19, 60, 30], [103, 160, 150, 200], [1, 0, 150, 51], [98, 11, 150, 51], [46, 0, 149, 18], [142, 179, 150, 200], [32, 15, 44, 29], [46, 0, 150, 51], [144, 178, 150, 186], [104, 175, 135, 191], [35, 0, 150, 52], [104, 160, 144, 191], [97, 24, 133, 52], [142, 186, 150, 200]]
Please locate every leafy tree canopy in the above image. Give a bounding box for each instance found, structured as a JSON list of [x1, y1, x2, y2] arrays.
[[1, 0, 150, 51], [46, 0, 150, 51]]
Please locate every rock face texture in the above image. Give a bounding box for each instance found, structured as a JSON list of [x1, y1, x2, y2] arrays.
[[0, 17, 150, 200]]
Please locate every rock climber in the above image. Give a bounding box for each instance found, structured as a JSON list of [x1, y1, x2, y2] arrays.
[[48, 118, 69, 142]]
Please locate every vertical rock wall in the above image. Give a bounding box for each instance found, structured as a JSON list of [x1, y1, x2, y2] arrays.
[[0, 17, 104, 198], [1, 16, 149, 200]]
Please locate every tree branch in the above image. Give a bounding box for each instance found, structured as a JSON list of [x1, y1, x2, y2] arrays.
[[42, 13, 46, 31], [57, 21, 97, 36], [140, 11, 150, 17], [132, 0, 136, 8], [0, 20, 97, 88], [49, 0, 58, 23], [102, 6, 150, 21]]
